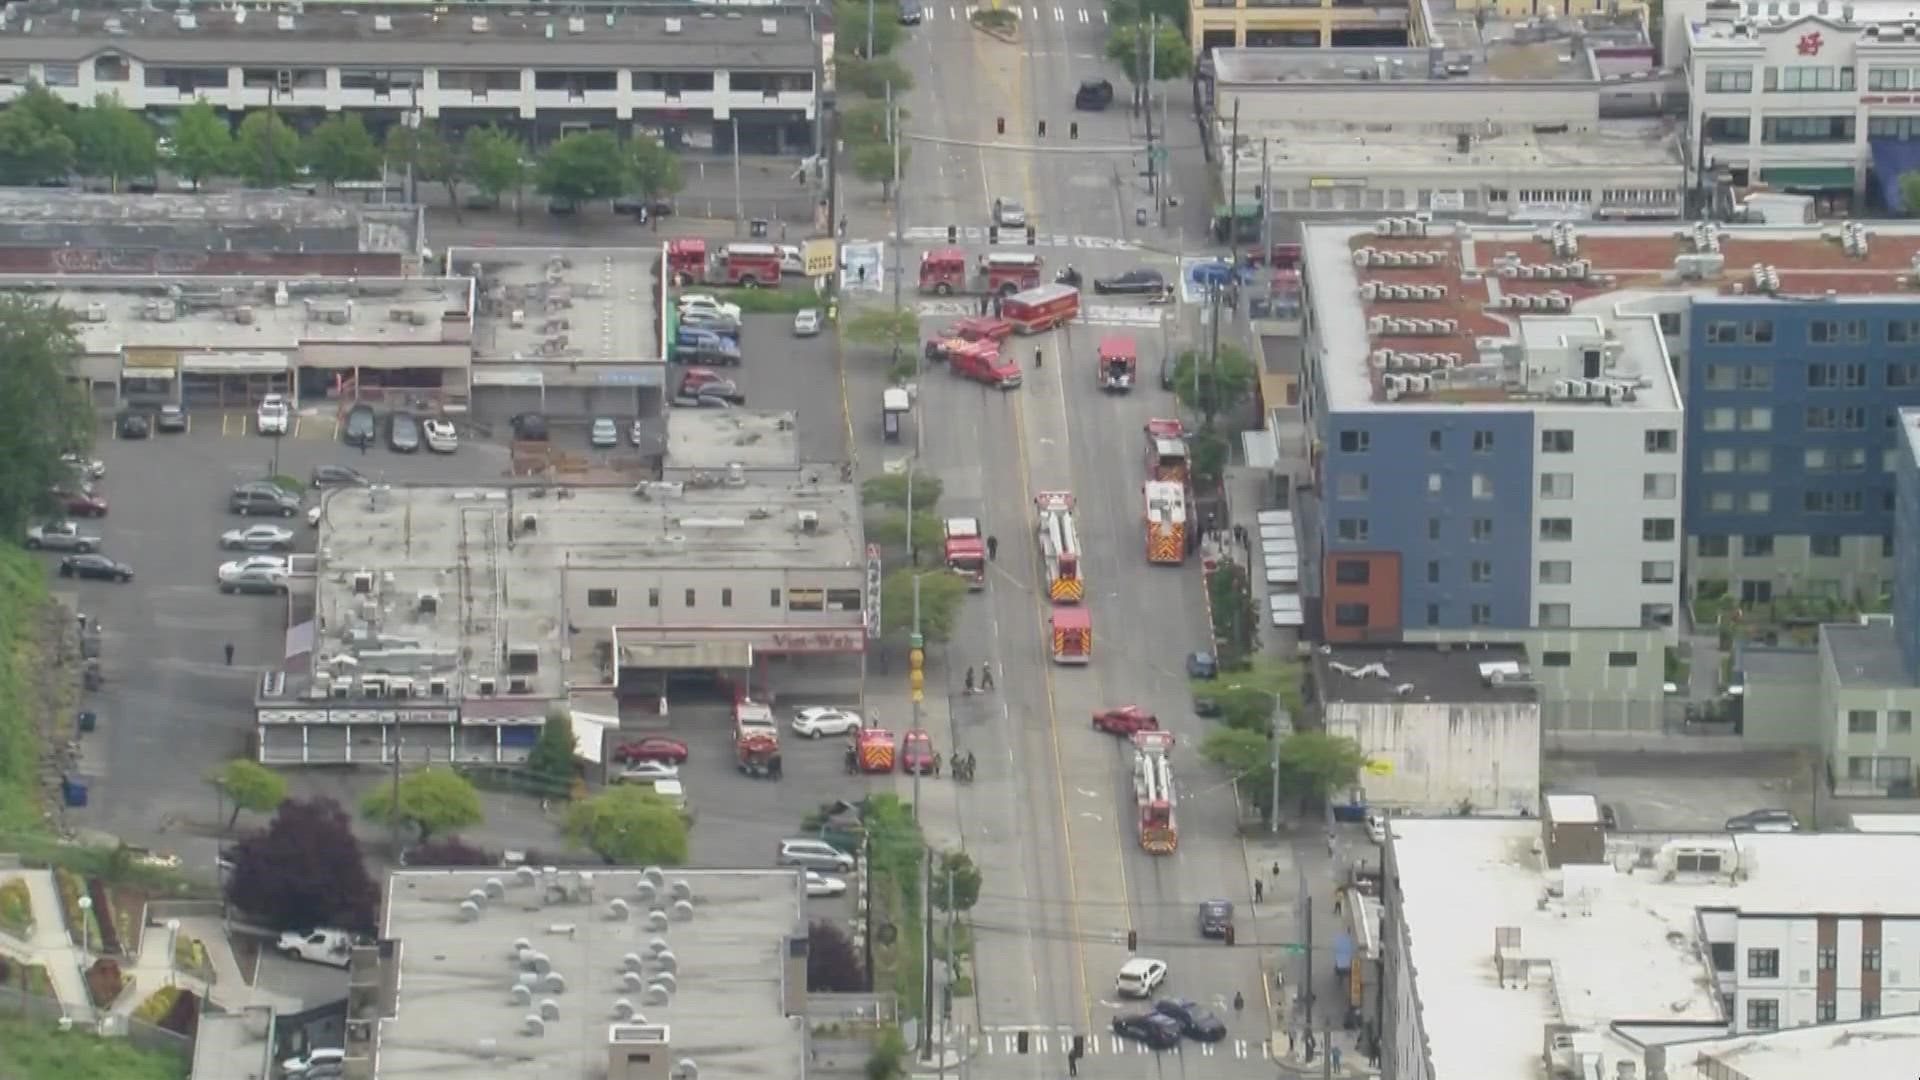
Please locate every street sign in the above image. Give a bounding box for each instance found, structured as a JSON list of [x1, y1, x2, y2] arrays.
[[1278, 944, 1306, 955], [803, 238, 838, 278], [865, 543, 884, 639], [1149, 145, 1169, 164]]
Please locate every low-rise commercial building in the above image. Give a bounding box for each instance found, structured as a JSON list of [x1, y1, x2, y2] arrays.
[[1381, 816, 1920, 1080]]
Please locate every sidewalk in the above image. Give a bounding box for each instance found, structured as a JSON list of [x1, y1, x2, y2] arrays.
[[1, 868, 95, 1020]]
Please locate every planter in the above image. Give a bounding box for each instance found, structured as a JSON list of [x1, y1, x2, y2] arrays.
[[969, 9, 1019, 41], [84, 956, 126, 1009]]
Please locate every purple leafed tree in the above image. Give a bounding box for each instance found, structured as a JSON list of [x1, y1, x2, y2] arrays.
[[806, 920, 867, 993], [225, 797, 379, 933]]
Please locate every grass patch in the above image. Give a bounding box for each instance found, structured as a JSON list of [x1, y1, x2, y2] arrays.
[[0, 958, 56, 997], [266, 473, 306, 494], [0, 832, 213, 896], [0, 877, 32, 937], [0, 545, 52, 833], [696, 286, 820, 314], [862, 796, 925, 1019], [0, 1016, 186, 1080], [1663, 647, 1691, 687]]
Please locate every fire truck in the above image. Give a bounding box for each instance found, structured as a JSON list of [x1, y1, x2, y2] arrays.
[[918, 249, 1044, 296], [1144, 418, 1190, 486], [1049, 605, 1092, 664], [946, 339, 1022, 389], [1144, 480, 1187, 564], [1132, 731, 1177, 853], [855, 727, 896, 773], [664, 239, 708, 286], [1097, 336, 1137, 393], [1034, 491, 1083, 602], [734, 700, 782, 779], [943, 517, 988, 589], [705, 242, 783, 287], [1002, 283, 1080, 334]]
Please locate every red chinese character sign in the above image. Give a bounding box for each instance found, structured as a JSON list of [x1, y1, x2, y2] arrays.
[[1797, 31, 1824, 56]]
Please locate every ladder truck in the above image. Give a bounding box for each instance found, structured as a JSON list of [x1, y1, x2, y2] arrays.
[[1034, 491, 1084, 602], [1144, 480, 1187, 564], [1131, 731, 1178, 854], [1144, 418, 1191, 487]]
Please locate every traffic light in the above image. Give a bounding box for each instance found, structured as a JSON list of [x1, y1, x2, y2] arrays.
[[996, 116, 1006, 135], [1126, 929, 1138, 952], [1025, 225, 1036, 246], [989, 225, 1000, 243], [947, 224, 957, 243], [1017, 1031, 1031, 1054], [1071, 1035, 1086, 1058], [1070, 122, 1079, 140], [1038, 119, 1048, 137], [909, 633, 925, 704]]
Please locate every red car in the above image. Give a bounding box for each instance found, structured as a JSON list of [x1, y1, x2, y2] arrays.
[[55, 488, 108, 518], [943, 316, 1015, 342], [900, 729, 939, 775], [1093, 705, 1161, 737], [612, 736, 689, 765]]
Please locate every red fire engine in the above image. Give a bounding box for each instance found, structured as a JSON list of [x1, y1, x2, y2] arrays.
[[918, 249, 1044, 296], [1002, 283, 1080, 334]]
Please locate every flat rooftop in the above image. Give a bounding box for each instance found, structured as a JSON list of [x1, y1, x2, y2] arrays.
[[0, 0, 819, 70], [455, 247, 661, 365], [1232, 120, 1682, 174], [1315, 643, 1538, 705], [1392, 819, 1920, 1080], [0, 189, 417, 253], [667, 409, 800, 471], [310, 480, 861, 696], [377, 867, 807, 1080], [1301, 218, 1920, 413], [1667, 1016, 1920, 1080], [1820, 621, 1913, 689], [0, 274, 470, 353]]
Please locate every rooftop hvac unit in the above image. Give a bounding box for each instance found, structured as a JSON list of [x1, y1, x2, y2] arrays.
[[1353, 248, 1375, 267], [471, 15, 491, 31], [567, 15, 587, 32], [1605, 383, 1636, 403], [373, 14, 392, 31], [1372, 349, 1397, 368], [1360, 282, 1379, 300], [1500, 264, 1520, 279], [1368, 315, 1388, 334], [1405, 374, 1432, 392], [1439, 318, 1460, 333], [1383, 374, 1409, 396]]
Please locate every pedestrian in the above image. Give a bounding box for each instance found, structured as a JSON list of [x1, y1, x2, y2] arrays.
[[1272, 861, 1281, 877], [1368, 1036, 1381, 1067], [1233, 990, 1245, 1013], [1326, 831, 1336, 857], [1332, 1046, 1343, 1070], [980, 662, 994, 690], [223, 641, 235, 666], [964, 667, 975, 694], [987, 535, 999, 561], [1287, 1031, 1296, 1056], [780, 221, 789, 242], [1035, 346, 1043, 369], [1334, 895, 1343, 916], [1067, 1051, 1078, 1077], [1224, 924, 1235, 946], [1254, 878, 1264, 903], [1305, 1032, 1317, 1061]]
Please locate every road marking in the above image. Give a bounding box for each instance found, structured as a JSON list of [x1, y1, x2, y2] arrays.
[[1079, 7, 1090, 20], [913, 299, 1163, 328], [1053, 5, 1064, 17], [902, 225, 1142, 252], [1101, 8, 1109, 21]]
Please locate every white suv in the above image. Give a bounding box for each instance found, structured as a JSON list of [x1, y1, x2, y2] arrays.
[[778, 838, 855, 872], [256, 394, 291, 435], [1115, 957, 1168, 998]]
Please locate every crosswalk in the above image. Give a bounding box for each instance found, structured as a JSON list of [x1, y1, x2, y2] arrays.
[[972, 1026, 1267, 1058], [916, 298, 1163, 328], [933, 5, 1111, 21], [902, 226, 1140, 253]]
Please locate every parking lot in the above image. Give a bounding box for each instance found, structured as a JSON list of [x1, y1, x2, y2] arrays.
[[1542, 749, 1818, 832], [667, 311, 845, 464]]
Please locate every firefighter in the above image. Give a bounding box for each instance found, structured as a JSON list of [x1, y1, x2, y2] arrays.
[[844, 742, 858, 774], [979, 662, 994, 690], [963, 667, 975, 694], [986, 535, 999, 560], [1233, 990, 1245, 1013], [1034, 346, 1043, 369]]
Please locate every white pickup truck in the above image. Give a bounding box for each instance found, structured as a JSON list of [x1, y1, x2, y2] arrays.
[[277, 928, 354, 968], [25, 521, 101, 552]]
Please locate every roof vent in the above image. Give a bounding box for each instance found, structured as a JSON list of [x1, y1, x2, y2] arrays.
[[175, 12, 197, 30], [471, 15, 490, 32], [104, 16, 124, 33], [665, 17, 682, 32], [276, 14, 294, 31], [373, 14, 392, 31], [568, 16, 586, 33], [761, 17, 778, 33]]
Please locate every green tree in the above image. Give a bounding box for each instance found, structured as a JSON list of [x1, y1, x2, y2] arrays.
[[866, 1026, 909, 1080], [301, 113, 382, 187], [535, 130, 631, 207], [879, 570, 967, 642], [1188, 430, 1229, 490], [1200, 727, 1272, 787], [836, 0, 904, 57], [851, 141, 907, 201], [628, 133, 683, 202], [837, 57, 916, 98], [0, 84, 76, 186], [75, 94, 157, 192], [386, 122, 461, 222], [840, 101, 902, 147], [865, 509, 944, 559], [843, 308, 920, 357], [461, 125, 527, 218], [0, 297, 92, 536], [214, 759, 287, 830], [527, 709, 576, 789], [1104, 21, 1194, 84], [929, 850, 982, 912], [1276, 732, 1367, 804], [232, 110, 300, 188], [564, 786, 689, 865], [861, 471, 942, 510], [168, 99, 234, 190], [1192, 659, 1302, 732], [1105, 0, 1190, 30], [1207, 560, 1255, 665], [1902, 171, 1920, 216], [1170, 344, 1256, 426], [361, 767, 484, 843]]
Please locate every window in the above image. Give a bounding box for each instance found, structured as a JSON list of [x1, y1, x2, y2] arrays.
[[1699, 536, 1730, 557], [1705, 66, 1754, 92], [1743, 534, 1774, 556], [1863, 1000, 1882, 1019], [1704, 364, 1738, 390], [1704, 407, 1736, 432], [1538, 560, 1572, 585], [1710, 491, 1735, 511], [1471, 560, 1494, 584], [1646, 429, 1678, 453], [1608, 651, 1638, 668], [1891, 362, 1920, 387], [1540, 518, 1573, 541], [1642, 603, 1675, 627], [1748, 948, 1781, 978], [1339, 430, 1370, 453], [1539, 473, 1573, 500], [1337, 518, 1370, 542], [1426, 603, 1440, 626], [1741, 579, 1774, 605], [1471, 474, 1493, 500], [683, 588, 696, 607], [1658, 311, 1683, 335], [1870, 66, 1917, 90], [1811, 535, 1842, 557], [1746, 998, 1780, 1031], [1335, 560, 1371, 585], [1809, 320, 1868, 345], [1807, 361, 1868, 386], [1471, 518, 1494, 541], [1472, 429, 1495, 453], [1892, 710, 1914, 734], [1739, 448, 1771, 473], [1706, 450, 1736, 475], [1744, 491, 1772, 514], [1677, 851, 1723, 873], [1744, 320, 1775, 343], [1762, 115, 1855, 143], [1768, 64, 1852, 91], [1335, 473, 1369, 499], [1470, 603, 1492, 626], [1542, 650, 1572, 667], [1711, 942, 1736, 972], [770, 588, 782, 607], [1805, 490, 1865, 514], [1890, 320, 1920, 344], [1741, 407, 1773, 431], [1641, 560, 1676, 584], [1864, 946, 1882, 971], [1426, 472, 1443, 495], [1644, 473, 1677, 499], [1538, 603, 1572, 627], [1427, 430, 1442, 451], [1428, 518, 1442, 541], [1707, 320, 1739, 344], [1426, 561, 1440, 584], [1848, 709, 1877, 734], [1740, 366, 1773, 390], [1817, 946, 1837, 972], [1334, 603, 1370, 627], [648, 587, 661, 608], [720, 587, 733, 608], [1816, 998, 1836, 1023], [1541, 429, 1574, 453], [586, 588, 618, 607], [787, 588, 825, 612], [1643, 518, 1676, 542]]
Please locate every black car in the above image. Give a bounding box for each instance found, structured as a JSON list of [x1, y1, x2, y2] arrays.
[[1111, 1012, 1182, 1050], [1154, 999, 1227, 1042], [156, 403, 189, 432], [510, 412, 550, 442], [60, 554, 133, 582], [343, 404, 377, 448], [388, 411, 421, 453], [1075, 78, 1114, 111], [1186, 651, 1218, 680], [897, 0, 924, 23], [1095, 268, 1167, 296], [116, 411, 151, 439], [1197, 899, 1234, 938], [309, 465, 370, 489], [229, 483, 301, 517]]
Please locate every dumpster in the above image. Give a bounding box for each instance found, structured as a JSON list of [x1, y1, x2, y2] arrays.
[[77, 710, 96, 733], [61, 776, 88, 807]]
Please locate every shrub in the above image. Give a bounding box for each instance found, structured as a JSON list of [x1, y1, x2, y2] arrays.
[[132, 985, 179, 1024], [0, 878, 32, 936], [405, 837, 497, 867], [160, 988, 201, 1037], [85, 878, 122, 955], [84, 957, 124, 1008], [174, 935, 212, 980]]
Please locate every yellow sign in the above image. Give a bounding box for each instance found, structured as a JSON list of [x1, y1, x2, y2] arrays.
[[803, 239, 838, 278], [1364, 759, 1394, 776], [123, 347, 181, 369]]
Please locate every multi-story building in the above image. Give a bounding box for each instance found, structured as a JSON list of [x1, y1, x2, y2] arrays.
[[0, 0, 821, 152], [1685, 0, 1920, 214], [1190, 0, 1412, 55], [1299, 218, 1685, 734]]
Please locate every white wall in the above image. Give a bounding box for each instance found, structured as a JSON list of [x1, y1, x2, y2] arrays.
[[1218, 83, 1603, 134], [1325, 700, 1542, 814], [566, 566, 864, 629], [1731, 915, 1920, 1029]]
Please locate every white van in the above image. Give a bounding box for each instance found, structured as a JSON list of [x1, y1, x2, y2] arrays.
[[284, 1047, 346, 1076], [645, 779, 686, 809]]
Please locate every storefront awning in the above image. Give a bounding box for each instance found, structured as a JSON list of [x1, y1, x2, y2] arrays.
[[471, 366, 545, 388], [181, 351, 290, 375], [121, 366, 176, 379], [1760, 166, 1855, 190], [619, 639, 754, 670]]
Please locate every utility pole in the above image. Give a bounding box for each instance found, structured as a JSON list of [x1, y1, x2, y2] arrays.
[[866, 0, 876, 59], [1269, 703, 1284, 835], [1300, 865, 1315, 1021], [1260, 136, 1273, 273], [1143, 16, 1158, 201], [891, 86, 905, 321], [731, 119, 745, 238], [1227, 99, 1242, 262], [939, 866, 956, 1080], [388, 729, 402, 857], [912, 570, 929, 1057]]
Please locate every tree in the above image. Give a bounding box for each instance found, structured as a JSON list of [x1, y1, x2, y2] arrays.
[[865, 510, 943, 558], [1194, 660, 1302, 732], [851, 141, 907, 201], [404, 837, 497, 867], [861, 471, 942, 510], [215, 759, 287, 830], [360, 767, 484, 843], [527, 709, 577, 789], [232, 110, 300, 188], [866, 1027, 909, 1080], [1104, 21, 1194, 84], [1199, 727, 1275, 813], [1189, 430, 1229, 490], [301, 113, 383, 188], [0, 297, 92, 537], [224, 798, 378, 932], [1902, 170, 1920, 216], [806, 920, 866, 992], [840, 101, 902, 148], [75, 95, 157, 192], [879, 569, 967, 643], [1105, 0, 1189, 29], [836, 0, 904, 58], [837, 57, 915, 98], [461, 125, 527, 218], [628, 133, 684, 202], [0, 84, 76, 186], [387, 122, 461, 222], [535, 130, 631, 207], [1276, 732, 1367, 805], [1171, 344, 1256, 426], [564, 786, 689, 865], [169, 99, 234, 190], [843, 308, 921, 357], [929, 851, 981, 912], [1207, 560, 1255, 665]]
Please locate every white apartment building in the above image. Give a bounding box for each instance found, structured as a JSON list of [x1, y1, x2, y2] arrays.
[[0, 0, 822, 152], [1686, 0, 1920, 212]]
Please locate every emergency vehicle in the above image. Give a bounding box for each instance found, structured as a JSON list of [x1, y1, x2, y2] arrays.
[[1144, 418, 1190, 486], [1132, 731, 1178, 853], [1002, 283, 1080, 334], [1097, 336, 1137, 392], [664, 238, 707, 286], [1144, 480, 1187, 564], [707, 242, 783, 287], [855, 727, 896, 773], [1034, 491, 1083, 602], [947, 338, 1022, 389], [917, 249, 1043, 296], [1049, 605, 1092, 664], [943, 316, 1015, 342], [943, 517, 988, 589], [734, 700, 782, 778]]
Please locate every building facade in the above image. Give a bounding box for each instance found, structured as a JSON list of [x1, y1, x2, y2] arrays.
[[1714, 907, 1920, 1025], [1190, 0, 1410, 55]]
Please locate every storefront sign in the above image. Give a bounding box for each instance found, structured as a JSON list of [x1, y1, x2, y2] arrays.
[[865, 543, 883, 639], [1309, 177, 1365, 188], [123, 347, 181, 369], [804, 238, 838, 279], [1430, 191, 1466, 212], [769, 631, 863, 653], [257, 706, 458, 726]]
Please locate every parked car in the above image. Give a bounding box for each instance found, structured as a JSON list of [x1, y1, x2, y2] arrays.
[[283, 1047, 346, 1077], [229, 483, 301, 517], [1154, 998, 1227, 1042], [55, 488, 108, 518], [510, 412, 549, 442], [1365, 812, 1387, 844], [26, 522, 101, 552], [116, 411, 150, 439], [387, 411, 421, 452], [59, 554, 133, 582], [805, 870, 849, 897], [60, 453, 106, 480], [219, 566, 289, 595], [1111, 1012, 1182, 1050], [897, 0, 924, 24], [777, 838, 855, 872], [1726, 809, 1799, 833], [614, 760, 680, 783], [793, 308, 822, 337], [678, 294, 743, 322], [590, 417, 620, 448], [611, 736, 689, 765], [423, 417, 458, 453], [221, 524, 296, 552], [155, 403, 189, 432], [1186, 651, 1219, 679], [277, 928, 352, 968], [792, 707, 863, 738], [1115, 957, 1168, 998], [901, 729, 938, 775], [343, 404, 377, 447], [675, 375, 742, 404], [256, 393, 291, 435], [309, 465, 369, 489], [219, 555, 291, 582], [1096, 268, 1167, 296], [992, 198, 1027, 228], [1092, 705, 1160, 737]]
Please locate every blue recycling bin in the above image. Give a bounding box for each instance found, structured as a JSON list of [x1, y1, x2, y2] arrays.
[[77, 710, 96, 733], [61, 776, 88, 807]]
